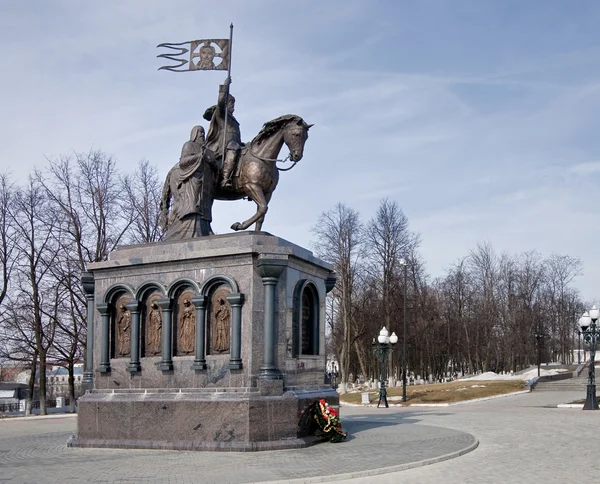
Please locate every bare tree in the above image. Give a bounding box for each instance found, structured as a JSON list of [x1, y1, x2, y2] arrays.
[[0, 173, 16, 308], [38, 150, 135, 403], [47, 260, 85, 412], [42, 150, 133, 265], [365, 198, 419, 329], [543, 254, 583, 363], [121, 159, 164, 244], [312, 203, 364, 391], [0, 297, 38, 413], [9, 177, 61, 414]]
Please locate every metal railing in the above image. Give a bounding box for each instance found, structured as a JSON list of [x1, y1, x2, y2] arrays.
[[0, 403, 21, 412], [0, 398, 72, 413]]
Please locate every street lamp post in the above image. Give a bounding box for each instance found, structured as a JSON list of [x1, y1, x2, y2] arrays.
[[577, 329, 582, 365], [372, 327, 398, 408], [578, 306, 600, 411], [399, 258, 408, 402], [534, 329, 545, 378]]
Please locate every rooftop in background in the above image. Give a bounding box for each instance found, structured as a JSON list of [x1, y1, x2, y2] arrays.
[[0, 382, 28, 391]]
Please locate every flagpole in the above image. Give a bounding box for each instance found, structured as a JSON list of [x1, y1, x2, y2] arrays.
[[220, 23, 234, 173]]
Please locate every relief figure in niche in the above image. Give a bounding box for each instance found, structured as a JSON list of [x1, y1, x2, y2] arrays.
[[146, 300, 162, 356], [116, 303, 131, 357], [212, 295, 231, 353], [178, 298, 195, 354]]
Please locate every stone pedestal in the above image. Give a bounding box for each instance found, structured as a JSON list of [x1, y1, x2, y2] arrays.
[[70, 232, 338, 451]]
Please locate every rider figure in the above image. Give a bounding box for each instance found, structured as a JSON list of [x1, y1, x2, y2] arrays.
[[204, 76, 242, 189]]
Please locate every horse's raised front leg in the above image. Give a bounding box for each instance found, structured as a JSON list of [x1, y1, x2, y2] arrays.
[[254, 191, 273, 232], [231, 184, 268, 231]]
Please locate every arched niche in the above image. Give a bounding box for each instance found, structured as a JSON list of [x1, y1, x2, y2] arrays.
[[103, 284, 135, 359], [200, 276, 238, 356], [292, 280, 320, 357], [135, 282, 166, 358], [167, 278, 200, 357]]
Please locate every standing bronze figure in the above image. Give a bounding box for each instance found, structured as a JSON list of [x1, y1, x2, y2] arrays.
[[146, 300, 162, 356], [160, 126, 219, 238], [211, 295, 231, 353], [116, 304, 131, 357], [178, 298, 196, 355]]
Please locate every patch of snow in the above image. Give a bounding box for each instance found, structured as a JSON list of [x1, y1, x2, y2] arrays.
[[461, 368, 567, 381]]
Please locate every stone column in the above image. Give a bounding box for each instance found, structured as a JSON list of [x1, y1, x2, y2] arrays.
[[157, 298, 173, 371], [126, 301, 141, 372], [97, 303, 111, 374], [257, 259, 287, 380], [191, 295, 207, 371], [81, 272, 95, 387], [227, 293, 244, 370]]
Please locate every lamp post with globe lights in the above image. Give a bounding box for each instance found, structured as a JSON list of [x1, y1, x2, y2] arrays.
[[578, 305, 600, 410], [399, 258, 409, 402], [372, 327, 398, 408]]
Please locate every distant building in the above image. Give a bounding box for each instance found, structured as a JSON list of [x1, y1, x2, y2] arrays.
[[7, 363, 85, 400], [0, 382, 29, 408], [0, 363, 28, 382], [47, 364, 84, 399]]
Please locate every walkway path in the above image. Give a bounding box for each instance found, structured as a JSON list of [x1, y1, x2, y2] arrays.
[[0, 390, 595, 483], [0, 412, 474, 483], [344, 390, 599, 484]]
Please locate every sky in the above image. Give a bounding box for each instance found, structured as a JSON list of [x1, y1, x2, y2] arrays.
[[1, 0, 599, 304]]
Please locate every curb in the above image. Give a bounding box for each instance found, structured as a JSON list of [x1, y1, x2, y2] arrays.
[[340, 390, 530, 408], [251, 436, 479, 484], [0, 413, 77, 423]]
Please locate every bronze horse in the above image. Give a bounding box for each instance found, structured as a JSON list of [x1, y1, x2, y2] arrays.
[[214, 114, 312, 232]]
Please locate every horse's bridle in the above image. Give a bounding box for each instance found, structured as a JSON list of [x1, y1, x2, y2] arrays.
[[246, 146, 298, 171]]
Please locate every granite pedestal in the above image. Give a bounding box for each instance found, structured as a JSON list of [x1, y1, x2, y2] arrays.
[[70, 232, 338, 451]]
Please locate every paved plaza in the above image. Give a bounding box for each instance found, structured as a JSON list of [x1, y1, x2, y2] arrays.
[[0, 390, 598, 483]]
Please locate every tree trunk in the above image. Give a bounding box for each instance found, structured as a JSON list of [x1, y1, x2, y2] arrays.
[[26, 351, 38, 416], [353, 340, 368, 384], [68, 363, 76, 413], [38, 348, 47, 415]]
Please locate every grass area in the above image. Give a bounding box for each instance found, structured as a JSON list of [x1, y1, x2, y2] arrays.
[[340, 380, 528, 405]]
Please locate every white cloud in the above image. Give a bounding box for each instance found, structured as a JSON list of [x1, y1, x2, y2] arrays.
[[569, 161, 600, 175], [1, 1, 599, 302]]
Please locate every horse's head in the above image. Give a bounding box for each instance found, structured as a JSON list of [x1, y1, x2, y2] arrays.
[[283, 118, 313, 162]]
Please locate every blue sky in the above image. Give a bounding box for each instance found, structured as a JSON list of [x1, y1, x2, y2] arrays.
[[1, 0, 599, 303]]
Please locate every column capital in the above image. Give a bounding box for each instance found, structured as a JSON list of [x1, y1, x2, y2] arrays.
[[191, 295, 207, 309], [81, 271, 95, 296], [125, 300, 140, 313], [96, 303, 110, 315], [257, 257, 287, 279], [325, 272, 337, 294], [157, 298, 172, 311], [226, 293, 244, 306]]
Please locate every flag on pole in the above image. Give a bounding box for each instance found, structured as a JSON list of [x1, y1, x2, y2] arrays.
[[157, 39, 230, 72]]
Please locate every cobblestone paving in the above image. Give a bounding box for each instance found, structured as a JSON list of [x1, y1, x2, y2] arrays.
[[0, 411, 474, 483], [1, 390, 594, 484], [341, 390, 600, 484]]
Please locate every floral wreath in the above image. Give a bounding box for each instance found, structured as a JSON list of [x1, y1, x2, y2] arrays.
[[312, 399, 347, 443]]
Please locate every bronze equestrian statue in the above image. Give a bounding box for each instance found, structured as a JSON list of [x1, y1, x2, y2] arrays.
[[161, 78, 312, 238]]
